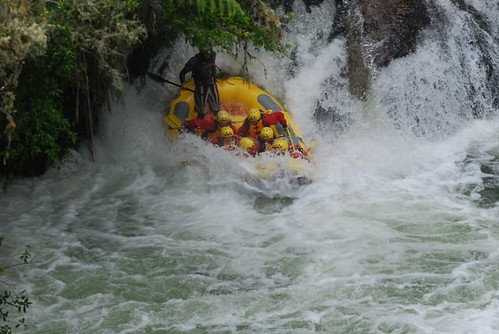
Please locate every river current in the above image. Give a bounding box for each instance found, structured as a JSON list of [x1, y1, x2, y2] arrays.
[[1, 1, 499, 333]]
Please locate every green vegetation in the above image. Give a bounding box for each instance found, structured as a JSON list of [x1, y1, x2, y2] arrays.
[[0, 238, 32, 334], [0, 0, 145, 178], [0, 0, 286, 179], [164, 0, 284, 52]]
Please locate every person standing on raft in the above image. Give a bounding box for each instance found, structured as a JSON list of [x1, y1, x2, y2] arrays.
[[179, 48, 221, 119]]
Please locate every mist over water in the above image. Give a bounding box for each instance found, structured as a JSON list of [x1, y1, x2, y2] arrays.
[[1, 1, 499, 333]]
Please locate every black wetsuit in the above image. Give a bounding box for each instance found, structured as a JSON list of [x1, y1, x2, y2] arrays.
[[179, 51, 220, 118]]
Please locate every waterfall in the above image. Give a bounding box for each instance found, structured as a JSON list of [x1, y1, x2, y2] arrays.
[[0, 1, 497, 333]]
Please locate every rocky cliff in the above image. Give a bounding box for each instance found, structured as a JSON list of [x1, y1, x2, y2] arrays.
[[330, 0, 429, 99]]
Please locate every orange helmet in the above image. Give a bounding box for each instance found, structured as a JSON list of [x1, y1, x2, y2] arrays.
[[260, 127, 274, 140], [247, 108, 261, 122]]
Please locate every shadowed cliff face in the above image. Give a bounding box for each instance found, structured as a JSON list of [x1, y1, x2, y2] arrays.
[[269, 0, 326, 13], [339, 0, 430, 99], [273, 0, 430, 100]]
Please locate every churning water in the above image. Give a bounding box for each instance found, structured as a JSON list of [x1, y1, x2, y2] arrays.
[[1, 1, 499, 333]]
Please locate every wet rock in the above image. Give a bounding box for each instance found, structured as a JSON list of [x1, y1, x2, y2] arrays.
[[358, 0, 430, 68], [331, 0, 430, 99], [268, 0, 325, 13]]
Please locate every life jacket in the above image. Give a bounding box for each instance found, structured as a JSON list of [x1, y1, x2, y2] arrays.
[[221, 137, 238, 150], [263, 142, 273, 152], [239, 111, 287, 138], [184, 118, 217, 138], [190, 53, 217, 84], [206, 123, 237, 145], [179, 52, 217, 85], [206, 129, 221, 145], [256, 138, 274, 153], [247, 119, 265, 139]]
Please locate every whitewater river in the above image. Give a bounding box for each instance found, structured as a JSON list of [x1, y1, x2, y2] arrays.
[[1, 2, 499, 333]]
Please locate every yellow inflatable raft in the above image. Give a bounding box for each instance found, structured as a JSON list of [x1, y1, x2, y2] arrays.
[[164, 76, 313, 183]]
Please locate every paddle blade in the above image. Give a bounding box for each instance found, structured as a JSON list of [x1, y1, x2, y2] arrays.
[[147, 71, 168, 84]]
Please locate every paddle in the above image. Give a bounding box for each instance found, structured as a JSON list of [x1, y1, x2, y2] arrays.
[[285, 127, 297, 153], [147, 71, 196, 93]]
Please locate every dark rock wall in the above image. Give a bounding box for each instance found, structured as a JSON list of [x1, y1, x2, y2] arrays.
[[358, 0, 429, 68], [269, 0, 326, 13], [272, 0, 430, 100], [338, 0, 430, 99]]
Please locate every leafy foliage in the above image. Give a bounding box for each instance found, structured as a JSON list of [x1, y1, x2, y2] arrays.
[[0, 0, 287, 178], [47, 0, 146, 92], [42, 0, 146, 161], [0, 0, 47, 168], [0, 244, 32, 334], [0, 0, 145, 177], [128, 0, 286, 81], [161, 0, 284, 53], [6, 70, 76, 176]]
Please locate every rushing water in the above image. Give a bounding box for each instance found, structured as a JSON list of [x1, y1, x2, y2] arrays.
[[1, 1, 499, 333]]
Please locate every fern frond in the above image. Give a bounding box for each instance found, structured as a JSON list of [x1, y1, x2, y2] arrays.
[[209, 0, 216, 14], [217, 0, 244, 18], [188, 0, 245, 17]]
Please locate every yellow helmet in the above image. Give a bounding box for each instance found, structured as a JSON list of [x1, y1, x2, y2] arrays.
[[272, 139, 289, 151], [217, 110, 231, 124], [247, 108, 261, 122], [260, 127, 274, 140], [220, 126, 234, 138], [239, 137, 255, 150]]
